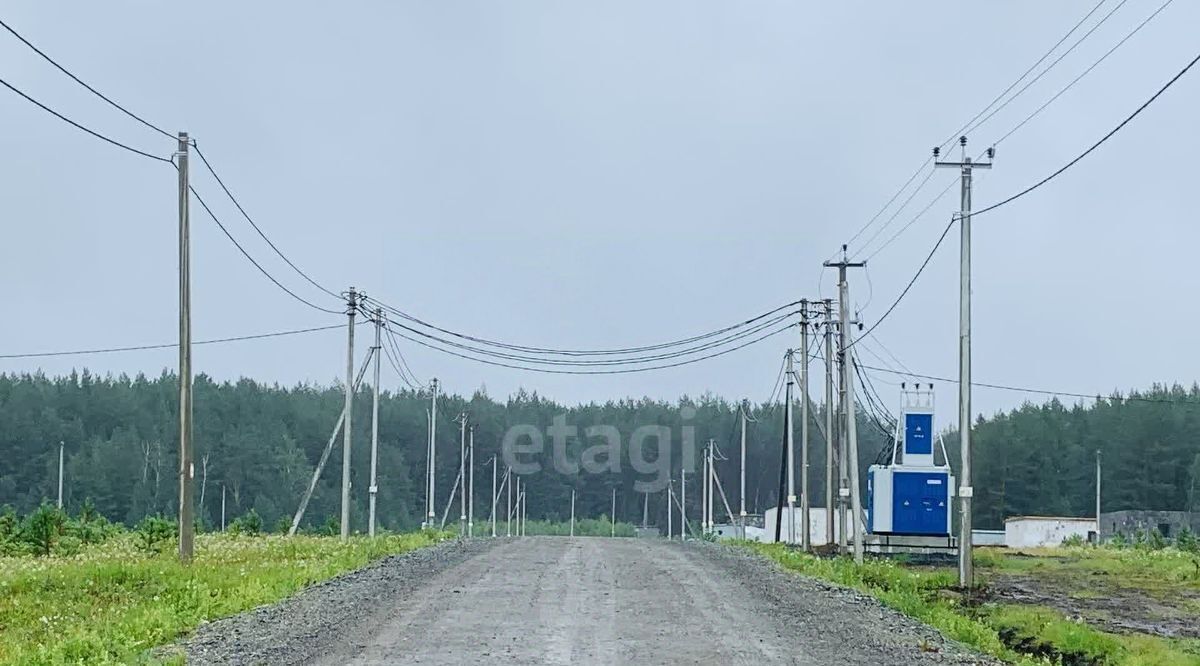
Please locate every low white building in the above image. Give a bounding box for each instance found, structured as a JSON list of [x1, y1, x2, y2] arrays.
[[761, 507, 857, 545], [1004, 516, 1097, 548], [712, 524, 767, 542]]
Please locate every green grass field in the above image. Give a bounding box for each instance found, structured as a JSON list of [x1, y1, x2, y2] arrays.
[[0, 531, 449, 665], [744, 542, 1200, 666]]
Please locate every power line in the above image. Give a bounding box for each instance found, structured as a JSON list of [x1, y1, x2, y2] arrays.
[[860, 178, 958, 262], [377, 315, 797, 375], [189, 183, 344, 315], [192, 143, 341, 300], [362, 295, 803, 358], [843, 0, 1116, 259], [379, 328, 422, 391], [856, 362, 1200, 406], [853, 48, 1200, 346], [993, 0, 1176, 147], [0, 75, 170, 163], [0, 324, 341, 360], [0, 18, 175, 140], [853, 167, 938, 260], [974, 49, 1199, 219], [379, 320, 424, 390], [954, 0, 1128, 143], [374, 307, 800, 367]]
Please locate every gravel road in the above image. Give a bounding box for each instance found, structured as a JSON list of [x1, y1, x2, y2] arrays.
[[182, 537, 997, 665]]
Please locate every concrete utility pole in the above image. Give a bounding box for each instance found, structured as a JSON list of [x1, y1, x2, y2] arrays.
[[426, 378, 439, 529], [507, 470, 514, 536], [739, 401, 748, 539], [491, 457, 498, 537], [468, 426, 475, 538], [799, 306, 812, 552], [176, 131, 195, 563], [680, 467, 687, 541], [457, 413, 468, 537], [368, 308, 382, 537], [936, 136, 993, 587], [220, 484, 226, 532], [700, 443, 708, 533], [521, 491, 527, 536], [611, 487, 616, 537], [1095, 450, 1102, 534], [340, 287, 358, 542], [667, 481, 673, 539], [700, 444, 710, 537], [289, 352, 375, 535], [642, 492, 649, 529], [825, 248, 865, 563], [785, 349, 797, 544], [570, 488, 576, 537], [823, 301, 836, 546], [56, 444, 64, 511]]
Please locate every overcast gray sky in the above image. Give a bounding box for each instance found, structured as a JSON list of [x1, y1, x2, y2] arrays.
[[1, 1, 1197, 427]]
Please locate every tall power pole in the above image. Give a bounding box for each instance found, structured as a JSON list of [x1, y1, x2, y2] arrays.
[[507, 469, 513, 536], [680, 467, 687, 541], [611, 487, 616, 537], [667, 481, 673, 539], [570, 488, 576, 537], [936, 136, 993, 587], [176, 131, 194, 563], [368, 308, 382, 537], [426, 378, 439, 529], [700, 443, 707, 533], [491, 456, 498, 537], [785, 349, 796, 544], [340, 287, 358, 542], [823, 301, 836, 546], [56, 444, 64, 511], [799, 305, 811, 552], [1095, 450, 1102, 536], [468, 425, 475, 538], [458, 413, 468, 536], [825, 248, 865, 563], [700, 444, 710, 537], [739, 401, 748, 539]]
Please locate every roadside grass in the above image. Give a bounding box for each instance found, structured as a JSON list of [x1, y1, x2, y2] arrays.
[[742, 542, 1200, 666], [0, 530, 450, 665]]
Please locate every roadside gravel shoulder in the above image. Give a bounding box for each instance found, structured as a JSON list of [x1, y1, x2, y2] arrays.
[[703, 542, 1001, 665], [176, 538, 494, 666]]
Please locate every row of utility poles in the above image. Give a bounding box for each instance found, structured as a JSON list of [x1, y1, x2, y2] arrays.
[[172, 132, 991, 589]]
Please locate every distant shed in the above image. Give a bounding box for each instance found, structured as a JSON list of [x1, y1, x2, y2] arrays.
[[1004, 516, 1097, 548]]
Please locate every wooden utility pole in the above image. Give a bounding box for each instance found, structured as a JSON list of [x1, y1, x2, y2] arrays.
[[177, 131, 194, 563]]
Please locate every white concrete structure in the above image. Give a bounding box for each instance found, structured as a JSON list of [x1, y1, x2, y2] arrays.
[[971, 529, 1005, 547], [762, 507, 856, 545], [1004, 516, 1097, 548], [712, 524, 767, 542]]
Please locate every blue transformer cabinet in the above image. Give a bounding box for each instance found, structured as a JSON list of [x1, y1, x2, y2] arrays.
[[867, 386, 954, 537]]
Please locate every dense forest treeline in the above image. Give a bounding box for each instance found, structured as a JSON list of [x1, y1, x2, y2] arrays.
[[1, 370, 1198, 531]]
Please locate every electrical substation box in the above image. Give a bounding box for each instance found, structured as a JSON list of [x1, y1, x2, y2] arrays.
[[866, 385, 953, 537]]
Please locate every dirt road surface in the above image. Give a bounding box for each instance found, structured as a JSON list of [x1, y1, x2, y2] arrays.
[[183, 537, 995, 665]]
